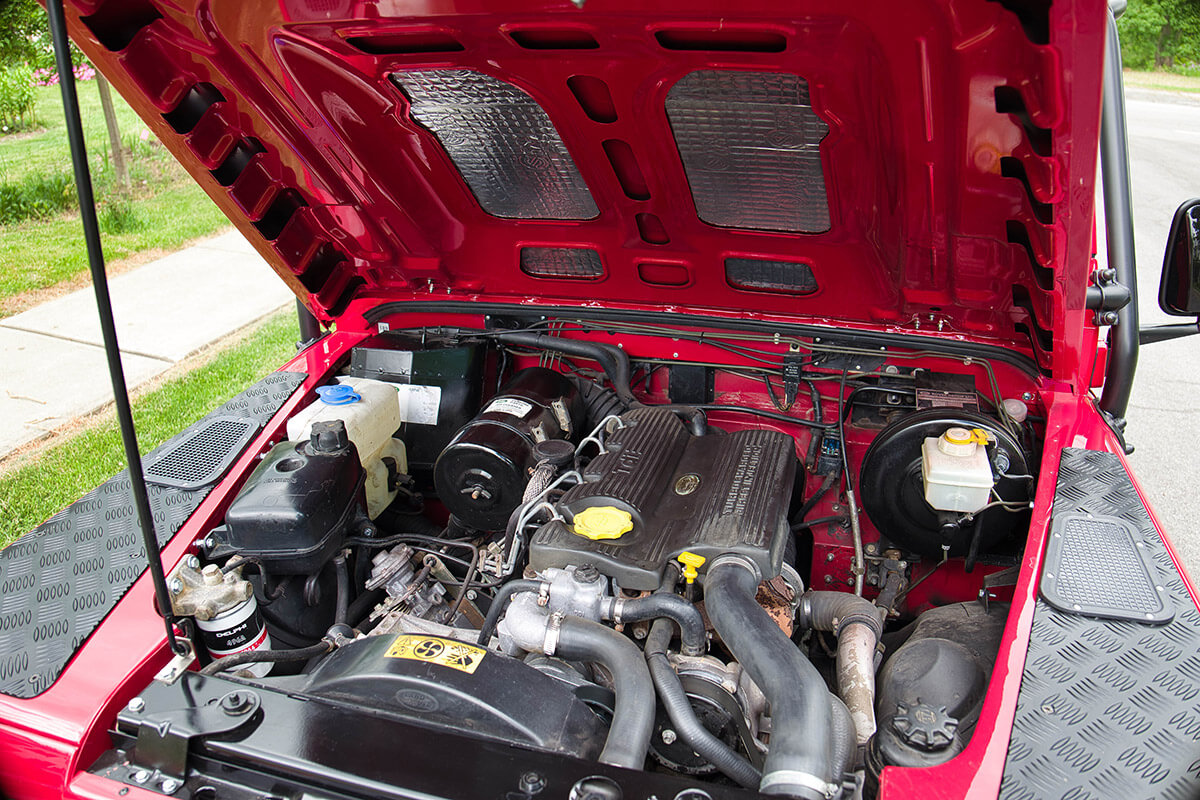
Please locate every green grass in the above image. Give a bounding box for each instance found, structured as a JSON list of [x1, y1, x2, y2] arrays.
[[1123, 68, 1200, 94], [0, 83, 231, 307], [0, 182, 228, 302], [0, 84, 151, 185], [0, 308, 299, 548]]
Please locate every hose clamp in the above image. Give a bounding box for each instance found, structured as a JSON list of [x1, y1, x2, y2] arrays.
[[759, 769, 838, 800], [543, 612, 565, 657], [708, 553, 762, 583], [610, 597, 626, 625]]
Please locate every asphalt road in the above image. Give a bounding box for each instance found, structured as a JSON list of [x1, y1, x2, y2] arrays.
[[1118, 89, 1200, 579]]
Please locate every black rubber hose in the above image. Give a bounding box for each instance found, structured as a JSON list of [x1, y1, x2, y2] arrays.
[[796, 591, 884, 640], [476, 579, 542, 646], [705, 558, 833, 799], [556, 616, 654, 769], [497, 332, 635, 407], [332, 554, 350, 625], [829, 694, 856, 777], [199, 640, 332, 676], [794, 471, 839, 526], [650, 404, 708, 436], [612, 594, 706, 656], [645, 619, 761, 787]]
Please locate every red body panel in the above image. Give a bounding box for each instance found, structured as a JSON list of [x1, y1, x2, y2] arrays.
[[6, 0, 1196, 798]]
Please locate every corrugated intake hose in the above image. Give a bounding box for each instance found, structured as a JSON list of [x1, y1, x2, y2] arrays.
[[705, 557, 835, 800], [797, 591, 885, 746], [645, 618, 762, 787], [555, 616, 655, 769], [606, 593, 706, 656]]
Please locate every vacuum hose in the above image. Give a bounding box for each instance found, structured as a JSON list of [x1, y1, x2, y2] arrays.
[[645, 618, 762, 787], [705, 557, 836, 800]]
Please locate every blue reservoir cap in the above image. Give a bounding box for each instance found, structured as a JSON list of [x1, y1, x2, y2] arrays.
[[316, 384, 361, 406]]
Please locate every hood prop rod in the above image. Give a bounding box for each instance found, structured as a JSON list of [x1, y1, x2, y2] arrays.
[[47, 0, 184, 656]]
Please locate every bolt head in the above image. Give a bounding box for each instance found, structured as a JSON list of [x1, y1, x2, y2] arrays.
[[660, 729, 677, 745], [131, 770, 150, 785], [823, 575, 833, 584], [519, 772, 547, 795], [169, 578, 183, 595], [126, 697, 145, 713], [160, 778, 181, 794]]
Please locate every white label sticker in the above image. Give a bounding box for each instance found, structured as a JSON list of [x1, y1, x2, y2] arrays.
[[486, 397, 534, 418], [551, 398, 571, 435], [396, 384, 441, 426]]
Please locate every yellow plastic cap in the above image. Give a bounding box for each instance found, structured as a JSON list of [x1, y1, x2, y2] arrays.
[[677, 551, 707, 584], [943, 427, 990, 446], [573, 506, 634, 540]]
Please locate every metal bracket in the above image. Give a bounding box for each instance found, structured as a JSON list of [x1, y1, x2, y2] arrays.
[[979, 566, 1020, 611], [120, 689, 261, 780], [153, 638, 197, 685]]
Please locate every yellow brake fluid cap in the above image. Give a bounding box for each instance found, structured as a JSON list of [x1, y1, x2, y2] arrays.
[[677, 552, 706, 584], [573, 506, 634, 540]]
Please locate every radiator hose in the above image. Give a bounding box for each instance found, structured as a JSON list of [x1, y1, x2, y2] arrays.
[[704, 556, 836, 800], [555, 616, 655, 769]]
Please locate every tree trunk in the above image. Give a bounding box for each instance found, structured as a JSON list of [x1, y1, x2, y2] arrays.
[[95, 73, 130, 191]]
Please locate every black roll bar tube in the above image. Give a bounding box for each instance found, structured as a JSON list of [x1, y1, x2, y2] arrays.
[[1097, 2, 1140, 423], [46, 0, 185, 655]]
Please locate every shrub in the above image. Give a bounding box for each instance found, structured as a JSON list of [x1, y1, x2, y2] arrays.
[[0, 171, 75, 224], [0, 64, 35, 132], [99, 196, 143, 234]]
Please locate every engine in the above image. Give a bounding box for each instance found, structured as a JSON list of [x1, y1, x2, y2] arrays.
[[169, 325, 1036, 800]]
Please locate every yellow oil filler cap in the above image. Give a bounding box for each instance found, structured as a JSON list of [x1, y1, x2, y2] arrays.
[[573, 506, 634, 540], [677, 552, 707, 584]]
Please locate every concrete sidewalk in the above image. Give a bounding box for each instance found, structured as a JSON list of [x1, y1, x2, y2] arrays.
[[0, 230, 294, 459]]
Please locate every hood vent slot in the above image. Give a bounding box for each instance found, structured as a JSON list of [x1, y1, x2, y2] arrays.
[[506, 28, 599, 50], [726, 257, 817, 295], [654, 29, 787, 53], [520, 247, 604, 280], [346, 32, 464, 55]]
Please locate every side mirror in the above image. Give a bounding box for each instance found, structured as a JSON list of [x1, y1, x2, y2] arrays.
[[1159, 198, 1200, 316]]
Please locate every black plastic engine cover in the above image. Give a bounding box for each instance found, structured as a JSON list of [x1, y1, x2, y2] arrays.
[[530, 408, 795, 590], [288, 634, 605, 759]]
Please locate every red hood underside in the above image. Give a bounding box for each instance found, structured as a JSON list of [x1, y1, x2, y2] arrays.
[[67, 0, 1105, 380]]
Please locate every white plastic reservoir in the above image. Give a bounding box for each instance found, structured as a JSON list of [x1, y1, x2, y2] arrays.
[[287, 377, 407, 519], [920, 427, 994, 514]]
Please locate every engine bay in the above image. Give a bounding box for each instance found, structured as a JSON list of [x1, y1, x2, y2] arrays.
[[168, 318, 1038, 800]]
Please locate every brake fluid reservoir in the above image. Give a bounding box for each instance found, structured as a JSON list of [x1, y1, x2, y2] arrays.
[[287, 377, 408, 518], [920, 427, 993, 513]]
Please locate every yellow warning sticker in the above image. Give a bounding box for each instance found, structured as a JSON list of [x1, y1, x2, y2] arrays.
[[385, 635, 487, 674]]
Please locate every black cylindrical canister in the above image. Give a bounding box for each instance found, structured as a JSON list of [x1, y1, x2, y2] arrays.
[[433, 368, 582, 530]]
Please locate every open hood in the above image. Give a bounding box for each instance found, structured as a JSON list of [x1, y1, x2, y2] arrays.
[[67, 0, 1106, 379]]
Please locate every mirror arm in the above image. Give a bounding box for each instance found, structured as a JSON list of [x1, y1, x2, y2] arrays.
[[1139, 322, 1200, 345]]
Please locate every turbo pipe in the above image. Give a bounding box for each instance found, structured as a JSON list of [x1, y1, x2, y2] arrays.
[[496, 332, 635, 407], [704, 557, 835, 800], [797, 591, 885, 747]]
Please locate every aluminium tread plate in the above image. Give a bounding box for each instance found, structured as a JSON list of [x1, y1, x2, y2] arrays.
[[999, 448, 1200, 800], [0, 371, 305, 699]]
